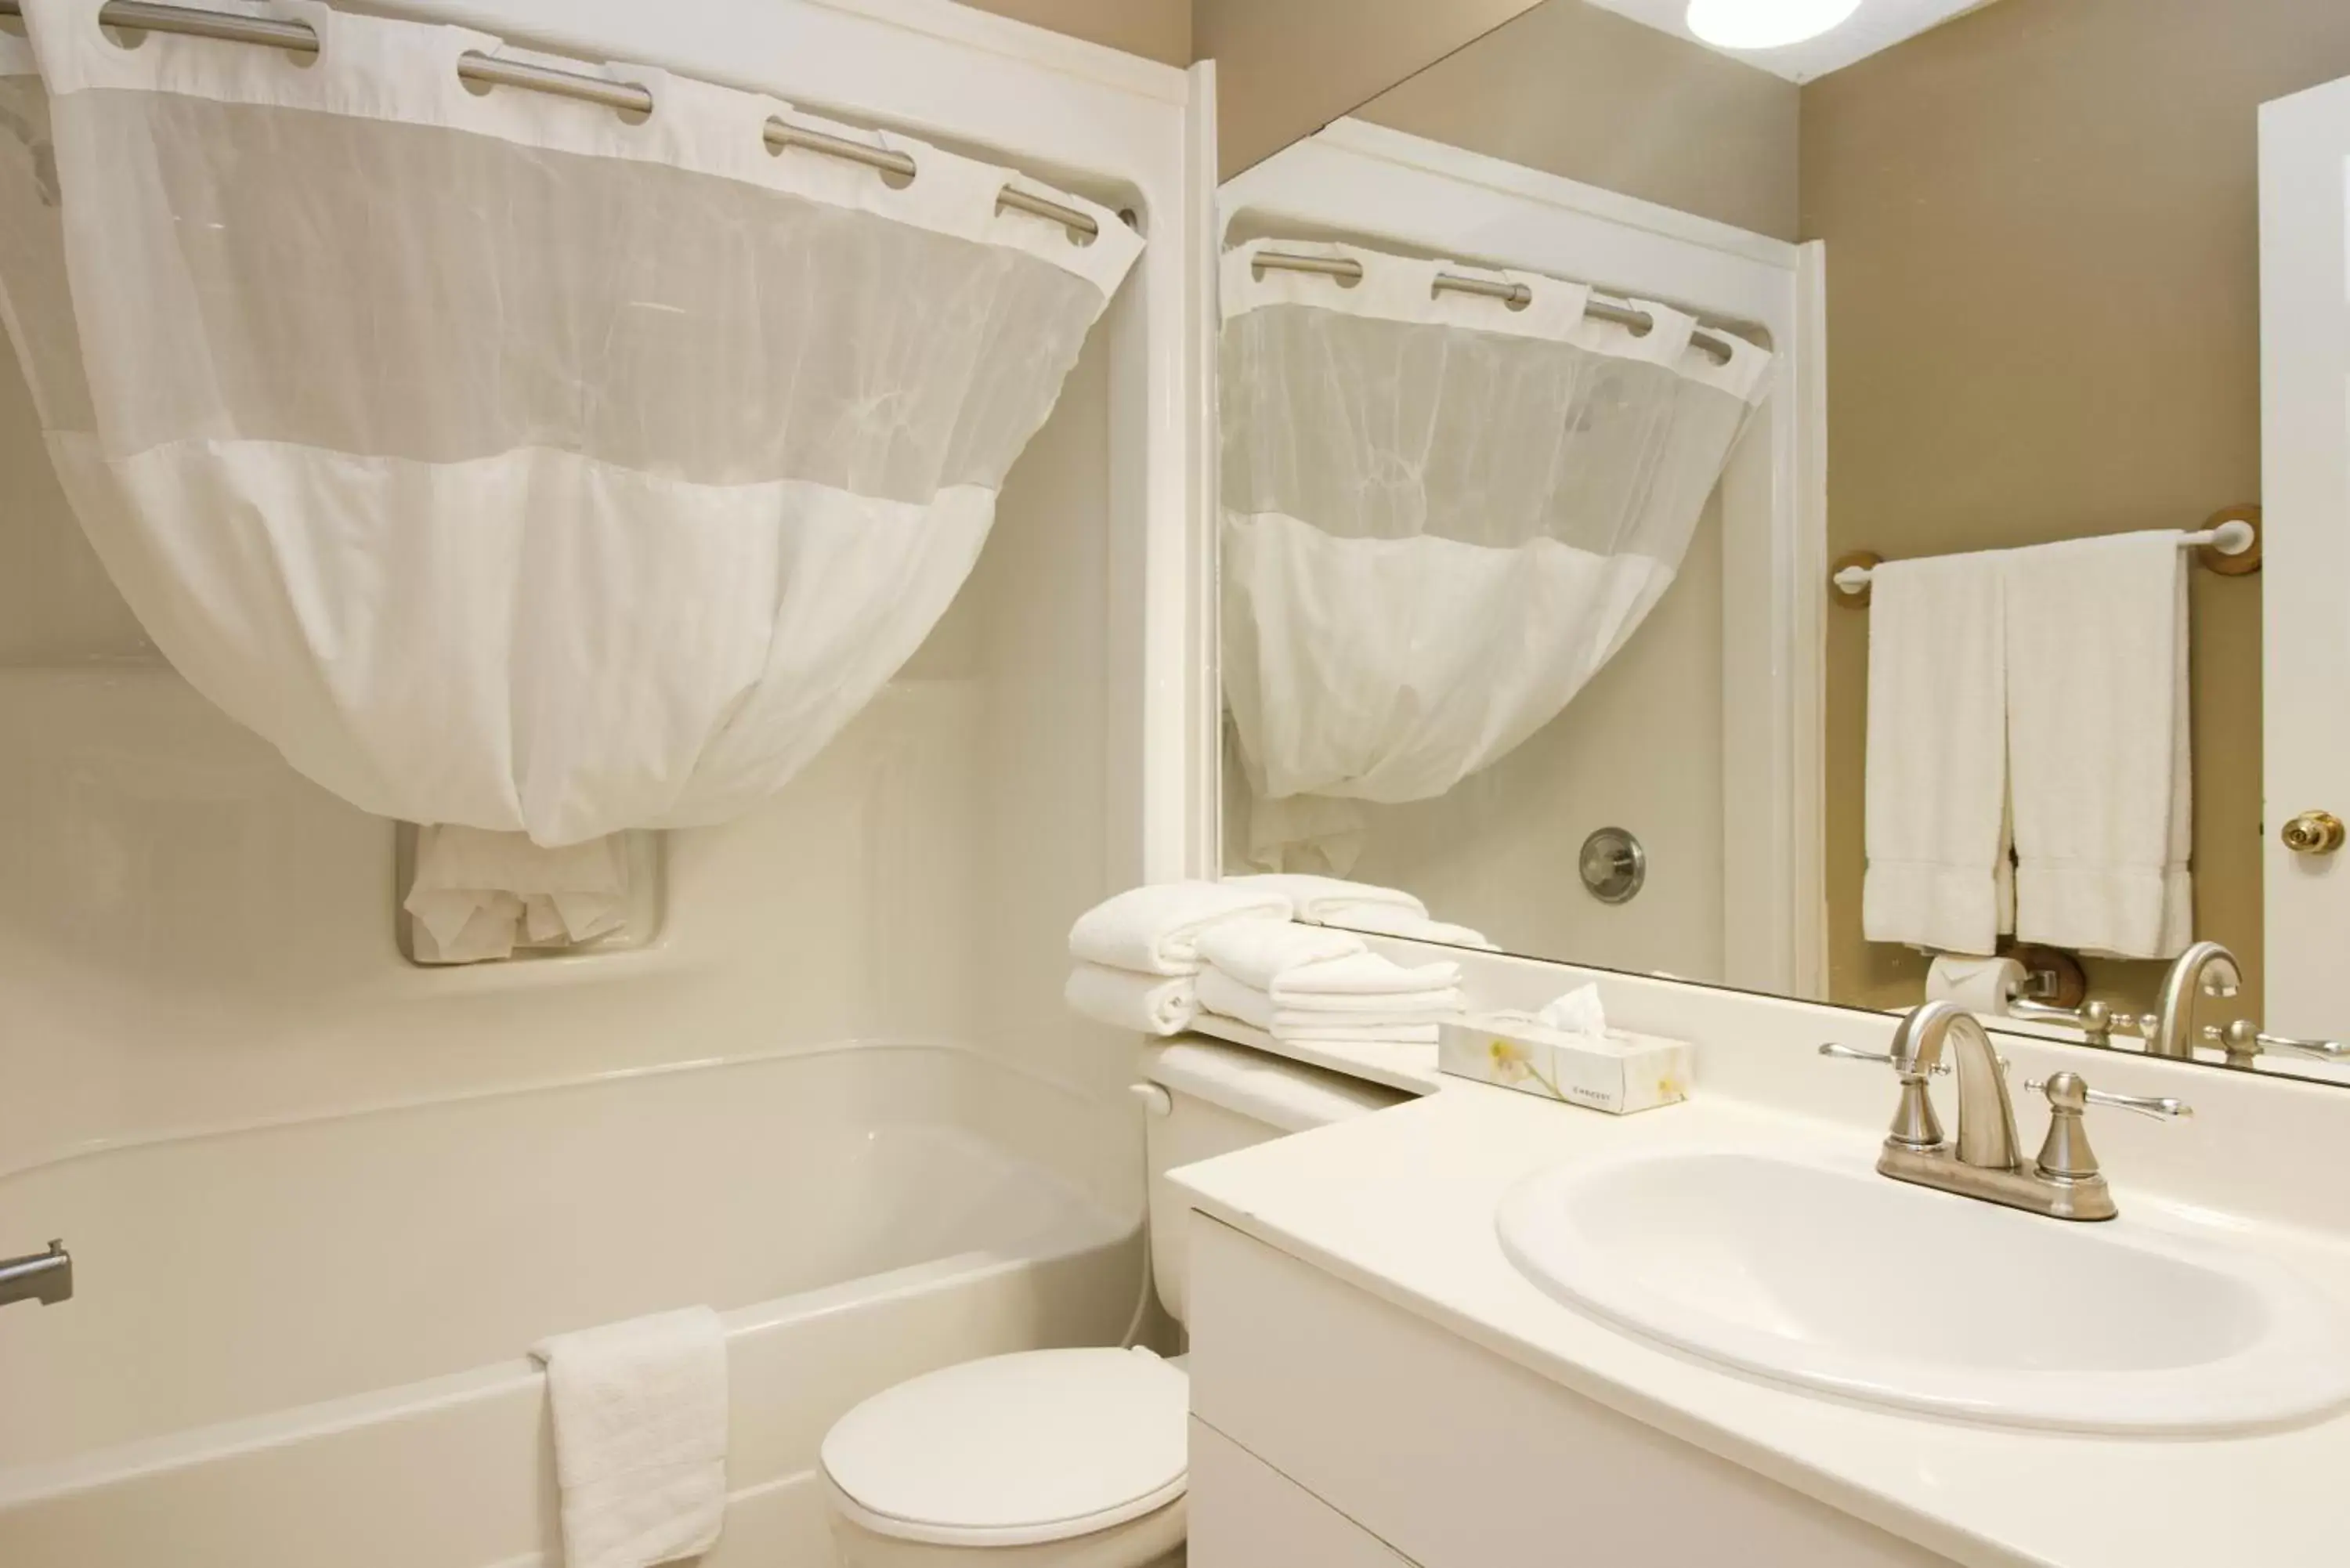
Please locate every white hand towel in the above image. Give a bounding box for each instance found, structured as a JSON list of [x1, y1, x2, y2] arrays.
[[1925, 954, 2027, 1016], [1194, 919, 1367, 992], [533, 1307, 728, 1568], [1861, 551, 2013, 953], [1198, 968, 1452, 1045], [2005, 531, 2193, 959], [1064, 963, 1198, 1037], [1068, 882, 1295, 977], [1197, 964, 1275, 1030], [1220, 873, 1427, 926], [1315, 903, 1500, 951], [1269, 950, 1462, 1005], [406, 826, 629, 964]]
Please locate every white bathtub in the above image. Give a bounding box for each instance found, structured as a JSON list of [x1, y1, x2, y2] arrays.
[[0, 1042, 1137, 1566]]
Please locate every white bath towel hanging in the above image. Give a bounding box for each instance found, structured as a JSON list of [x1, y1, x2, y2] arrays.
[[1067, 882, 1295, 977], [1861, 549, 2014, 954], [1063, 963, 1198, 1037], [533, 1306, 728, 1568], [2005, 531, 2193, 959]]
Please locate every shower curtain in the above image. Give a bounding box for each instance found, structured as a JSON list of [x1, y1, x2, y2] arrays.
[[0, 0, 1141, 862], [1218, 239, 1773, 873]]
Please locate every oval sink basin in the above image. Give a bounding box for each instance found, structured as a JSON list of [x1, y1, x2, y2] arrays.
[[1495, 1148, 2350, 1433]]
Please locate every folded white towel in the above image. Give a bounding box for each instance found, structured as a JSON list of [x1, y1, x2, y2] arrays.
[[1194, 919, 1366, 992], [1068, 882, 1295, 977], [2005, 531, 2193, 959], [1220, 873, 1427, 927], [1316, 903, 1500, 951], [1861, 550, 2013, 953], [1279, 1023, 1442, 1046], [1198, 966, 1459, 1039], [406, 826, 629, 964], [1197, 965, 1275, 1030], [533, 1307, 728, 1568], [1064, 963, 1198, 1037], [1270, 950, 1462, 1005]]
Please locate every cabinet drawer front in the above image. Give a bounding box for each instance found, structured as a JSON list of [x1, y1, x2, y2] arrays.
[[1189, 1418, 1415, 1568], [1186, 1216, 1950, 1568]]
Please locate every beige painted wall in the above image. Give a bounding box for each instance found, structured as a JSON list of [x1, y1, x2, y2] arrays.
[[1358, 0, 1801, 242], [960, 0, 1191, 66], [1194, 0, 1551, 177], [1805, 0, 2350, 1013]]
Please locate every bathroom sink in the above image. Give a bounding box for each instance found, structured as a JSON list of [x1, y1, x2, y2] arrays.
[[1495, 1148, 2350, 1433]]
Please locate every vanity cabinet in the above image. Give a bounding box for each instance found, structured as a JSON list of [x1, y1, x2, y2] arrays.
[[1184, 1216, 1955, 1568]]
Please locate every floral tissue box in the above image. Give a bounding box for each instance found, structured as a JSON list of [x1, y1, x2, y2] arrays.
[[1438, 1013, 1692, 1115]]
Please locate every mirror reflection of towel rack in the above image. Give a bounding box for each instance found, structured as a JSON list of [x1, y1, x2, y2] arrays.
[[1830, 506, 2261, 609]]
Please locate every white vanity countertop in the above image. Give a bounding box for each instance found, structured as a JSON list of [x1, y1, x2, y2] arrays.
[[1169, 1079, 2350, 1568]]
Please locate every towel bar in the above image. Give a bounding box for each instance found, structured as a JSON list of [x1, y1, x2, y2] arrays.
[[1831, 506, 2261, 608]]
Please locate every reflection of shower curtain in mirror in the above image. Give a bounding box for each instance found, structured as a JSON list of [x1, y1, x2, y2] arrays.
[[1219, 239, 1774, 873], [0, 1, 1139, 847]]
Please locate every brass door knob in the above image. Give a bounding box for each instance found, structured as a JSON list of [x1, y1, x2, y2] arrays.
[[2282, 811, 2346, 855]]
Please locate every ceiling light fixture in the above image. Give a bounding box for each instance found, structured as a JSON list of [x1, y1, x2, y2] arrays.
[[1685, 0, 1865, 49]]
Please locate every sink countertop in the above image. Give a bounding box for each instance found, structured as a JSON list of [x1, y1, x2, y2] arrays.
[[1168, 1078, 2350, 1568]]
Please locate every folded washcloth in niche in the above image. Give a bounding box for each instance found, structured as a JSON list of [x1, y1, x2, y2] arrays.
[[405, 825, 627, 964], [1067, 881, 1293, 977], [1064, 963, 1198, 1037]]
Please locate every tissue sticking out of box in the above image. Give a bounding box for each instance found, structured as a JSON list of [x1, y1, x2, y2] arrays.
[[1440, 1008, 1691, 1115]]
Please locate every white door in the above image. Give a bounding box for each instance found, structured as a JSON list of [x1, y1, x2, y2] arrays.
[[2261, 74, 2350, 1032]]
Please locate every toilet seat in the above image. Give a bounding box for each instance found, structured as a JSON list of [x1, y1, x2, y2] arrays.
[[820, 1346, 1189, 1548]]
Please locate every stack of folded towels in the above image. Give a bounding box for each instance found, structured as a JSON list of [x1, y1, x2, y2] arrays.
[[1194, 919, 1462, 1048], [1064, 875, 1466, 1046]]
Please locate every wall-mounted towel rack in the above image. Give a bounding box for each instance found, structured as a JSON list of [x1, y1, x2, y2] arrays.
[[1830, 506, 2261, 609]]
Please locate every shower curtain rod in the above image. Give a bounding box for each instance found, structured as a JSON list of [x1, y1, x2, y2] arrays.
[[0, 0, 1107, 240], [1249, 249, 1744, 367]]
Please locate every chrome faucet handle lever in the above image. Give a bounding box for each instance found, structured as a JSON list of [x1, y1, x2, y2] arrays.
[[2025, 1076, 2193, 1121], [2204, 1020, 2346, 1062], [1817, 1042, 1949, 1076]]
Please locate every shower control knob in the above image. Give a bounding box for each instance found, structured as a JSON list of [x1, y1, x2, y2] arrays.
[[2282, 811, 2345, 856]]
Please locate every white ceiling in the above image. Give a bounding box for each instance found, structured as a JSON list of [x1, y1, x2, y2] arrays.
[[1582, 0, 1996, 82]]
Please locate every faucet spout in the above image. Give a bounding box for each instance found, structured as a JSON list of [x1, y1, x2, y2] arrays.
[[1890, 999, 2020, 1171], [2150, 941, 2242, 1060]]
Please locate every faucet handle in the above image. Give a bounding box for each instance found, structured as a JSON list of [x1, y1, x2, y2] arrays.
[[2026, 1074, 2193, 1121], [1817, 1042, 1949, 1076], [2204, 1020, 2347, 1062]]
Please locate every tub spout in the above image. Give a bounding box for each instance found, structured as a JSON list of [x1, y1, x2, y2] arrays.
[[0, 1239, 71, 1308]]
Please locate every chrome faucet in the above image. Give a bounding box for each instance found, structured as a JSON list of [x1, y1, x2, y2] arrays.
[[0, 1239, 71, 1309], [2148, 940, 2243, 1060], [1821, 1001, 2191, 1222]]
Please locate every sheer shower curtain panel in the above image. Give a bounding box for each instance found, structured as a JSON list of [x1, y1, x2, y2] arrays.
[[0, 1, 1140, 952], [1217, 238, 1773, 873]]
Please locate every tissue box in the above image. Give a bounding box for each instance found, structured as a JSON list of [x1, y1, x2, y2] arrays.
[[1439, 1013, 1692, 1115]]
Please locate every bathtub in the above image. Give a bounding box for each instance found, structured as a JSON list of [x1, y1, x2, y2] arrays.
[[0, 1042, 1137, 1566]]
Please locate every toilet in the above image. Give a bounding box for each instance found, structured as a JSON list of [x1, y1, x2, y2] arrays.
[[819, 1039, 1411, 1566]]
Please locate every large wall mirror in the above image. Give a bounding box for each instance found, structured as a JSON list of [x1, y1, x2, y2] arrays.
[[1214, 0, 2350, 1087]]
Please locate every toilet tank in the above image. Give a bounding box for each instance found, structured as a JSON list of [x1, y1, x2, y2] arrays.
[[1140, 1039, 1413, 1325]]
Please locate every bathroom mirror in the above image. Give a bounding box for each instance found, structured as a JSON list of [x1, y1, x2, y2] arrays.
[[1215, 0, 2350, 1086]]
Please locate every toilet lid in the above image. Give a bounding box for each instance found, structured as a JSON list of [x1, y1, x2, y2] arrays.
[[821, 1347, 1189, 1547]]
